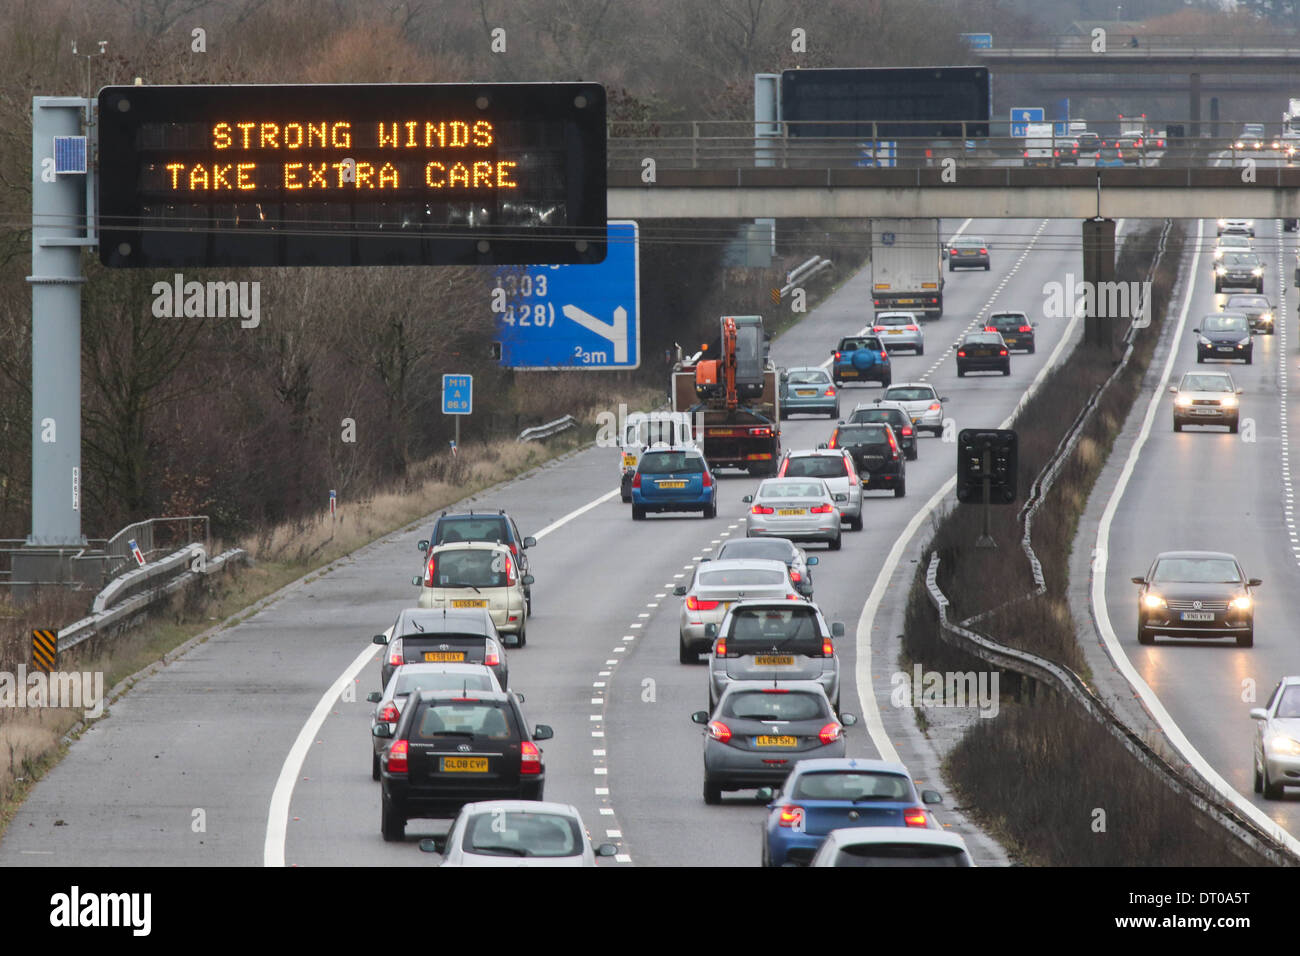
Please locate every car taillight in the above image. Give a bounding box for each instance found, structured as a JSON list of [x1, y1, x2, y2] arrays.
[[810, 503, 833, 513], [901, 426, 913, 436], [387, 739, 409, 774], [388, 637, 404, 667], [979, 248, 988, 255], [786, 593, 801, 601], [377, 704, 399, 723], [1022, 149, 1028, 158], [686, 595, 721, 611], [632, 472, 642, 489], [999, 349, 1008, 356], [1018, 325, 1032, 332], [1053, 149, 1059, 157], [701, 469, 713, 488], [520, 740, 542, 774], [879, 351, 888, 361], [508, 542, 519, 558], [789, 569, 801, 583], [928, 402, 941, 411], [907, 325, 918, 332], [825, 386, 836, 396], [485, 643, 501, 667], [828, 433, 838, 449], [818, 722, 843, 744], [777, 459, 788, 476], [762, 688, 789, 693], [949, 248, 958, 255], [822, 637, 833, 656], [887, 430, 899, 459], [750, 504, 775, 515], [873, 326, 885, 333], [904, 807, 928, 827], [423, 556, 436, 588], [714, 637, 727, 656], [504, 552, 516, 586], [707, 720, 732, 742], [1116, 150, 1123, 158], [778, 806, 805, 828], [834, 351, 841, 361], [750, 427, 772, 437], [983, 326, 996, 332], [957, 350, 966, 357]]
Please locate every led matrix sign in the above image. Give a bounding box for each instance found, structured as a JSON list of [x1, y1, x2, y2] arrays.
[[97, 83, 607, 268]]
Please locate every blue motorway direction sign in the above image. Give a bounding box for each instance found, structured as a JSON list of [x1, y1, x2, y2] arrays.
[[960, 33, 993, 49], [492, 220, 640, 370], [442, 374, 472, 415], [1010, 106, 1044, 137]]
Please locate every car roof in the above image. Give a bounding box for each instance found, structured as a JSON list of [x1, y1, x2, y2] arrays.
[[784, 448, 848, 458], [885, 382, 937, 391], [699, 558, 794, 573], [791, 757, 912, 776], [785, 365, 830, 374], [875, 312, 917, 319], [1152, 550, 1239, 561], [396, 607, 496, 634], [438, 512, 509, 523], [821, 827, 969, 850], [988, 310, 1027, 318], [458, 799, 583, 817], [724, 598, 824, 614], [717, 538, 797, 555], [853, 401, 908, 415]]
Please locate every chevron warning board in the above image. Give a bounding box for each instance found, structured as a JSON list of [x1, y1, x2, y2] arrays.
[[31, 629, 57, 673]]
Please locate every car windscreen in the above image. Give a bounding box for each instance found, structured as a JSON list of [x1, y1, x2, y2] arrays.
[[849, 409, 894, 425], [955, 238, 983, 247], [836, 426, 887, 445], [394, 671, 496, 697], [783, 457, 847, 479], [1277, 686, 1300, 719], [462, 811, 582, 858], [787, 369, 830, 385], [727, 608, 821, 653], [1151, 558, 1242, 584], [639, 451, 705, 475], [792, 771, 912, 801], [1179, 375, 1233, 392], [1201, 314, 1248, 333], [884, 387, 934, 402], [757, 480, 825, 498], [716, 539, 793, 563], [412, 700, 517, 740], [723, 690, 826, 721], [964, 334, 1002, 346], [832, 844, 971, 867], [699, 568, 787, 588], [431, 549, 510, 588], [1221, 254, 1258, 268], [989, 314, 1024, 328], [436, 518, 508, 545], [1226, 296, 1267, 309], [877, 315, 912, 326]]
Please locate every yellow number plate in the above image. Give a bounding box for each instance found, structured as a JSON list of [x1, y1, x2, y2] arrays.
[[622, 454, 637, 467], [755, 735, 798, 748], [841, 369, 858, 377], [441, 757, 488, 772], [888, 330, 904, 334], [658, 480, 687, 488], [452, 599, 487, 608], [795, 389, 816, 396], [778, 508, 805, 516], [754, 655, 795, 666], [423, 651, 466, 662]]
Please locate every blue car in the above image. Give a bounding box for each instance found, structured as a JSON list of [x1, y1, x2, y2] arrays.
[[830, 335, 891, 388], [759, 757, 944, 866], [1094, 142, 1125, 168], [781, 366, 839, 419], [631, 447, 717, 521]]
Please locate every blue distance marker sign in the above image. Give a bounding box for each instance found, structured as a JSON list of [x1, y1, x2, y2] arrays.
[[1010, 106, 1044, 138], [960, 33, 993, 49], [491, 220, 639, 370], [442, 374, 472, 414]]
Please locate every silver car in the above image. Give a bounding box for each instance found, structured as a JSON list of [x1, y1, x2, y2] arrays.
[[674, 558, 802, 663], [871, 312, 925, 355], [743, 478, 844, 550], [777, 449, 863, 531], [1169, 370, 1241, 433], [808, 827, 974, 867], [706, 600, 845, 712], [712, 537, 818, 598], [366, 662, 502, 780], [422, 800, 618, 866], [878, 383, 947, 437], [1251, 677, 1300, 800], [1217, 218, 1255, 238]]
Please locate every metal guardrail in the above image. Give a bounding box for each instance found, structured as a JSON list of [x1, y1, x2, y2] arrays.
[[517, 416, 577, 442], [983, 34, 1300, 55], [0, 516, 210, 590], [780, 256, 833, 297]]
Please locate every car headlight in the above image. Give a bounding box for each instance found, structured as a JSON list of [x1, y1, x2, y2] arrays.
[[1214, 249, 1225, 258], [1174, 394, 1192, 407], [1199, 335, 1213, 346], [1232, 595, 1251, 609], [1221, 394, 1238, 407], [1218, 219, 1228, 226], [1143, 593, 1167, 609], [1269, 735, 1300, 756], [1261, 312, 1273, 322], [1215, 266, 1226, 276], [1252, 267, 1263, 277]]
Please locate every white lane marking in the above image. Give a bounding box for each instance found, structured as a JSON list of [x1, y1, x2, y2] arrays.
[[594, 767, 608, 775], [1092, 218, 1300, 855], [853, 225, 1086, 765], [264, 641, 376, 866], [615, 853, 632, 863], [606, 829, 622, 838], [595, 786, 609, 794], [592, 731, 605, 737], [533, 488, 621, 540], [600, 808, 615, 815]]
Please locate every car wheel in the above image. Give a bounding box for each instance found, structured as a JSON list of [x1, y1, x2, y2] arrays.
[[917, 345, 925, 356], [1237, 629, 1253, 648], [830, 405, 839, 419], [1196, 354, 1204, 364], [1255, 758, 1264, 794], [957, 367, 965, 377], [984, 264, 990, 271], [703, 501, 717, 519], [849, 512, 864, 532], [1028, 344, 1036, 354], [948, 264, 954, 273], [1229, 419, 1239, 434], [679, 636, 696, 664], [907, 449, 918, 461], [516, 625, 526, 648], [1137, 626, 1154, 646], [372, 752, 380, 782], [828, 534, 842, 551], [1002, 365, 1011, 376], [1214, 281, 1222, 293], [380, 793, 406, 842], [894, 481, 906, 498], [1173, 420, 1182, 432], [1245, 353, 1253, 365], [703, 777, 722, 805], [632, 505, 646, 521], [620, 490, 631, 503], [1264, 764, 1285, 800], [762, 842, 773, 867]]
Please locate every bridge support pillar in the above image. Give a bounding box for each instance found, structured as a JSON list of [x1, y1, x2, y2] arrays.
[[1082, 218, 1117, 352], [1189, 72, 1201, 139]]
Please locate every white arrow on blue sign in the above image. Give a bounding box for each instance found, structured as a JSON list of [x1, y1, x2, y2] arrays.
[[442, 374, 472, 415], [1010, 106, 1045, 137], [492, 220, 640, 370]]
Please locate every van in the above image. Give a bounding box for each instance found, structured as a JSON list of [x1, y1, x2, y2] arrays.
[[619, 411, 696, 502]]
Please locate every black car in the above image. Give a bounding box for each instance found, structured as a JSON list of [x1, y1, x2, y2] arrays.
[[1194, 312, 1253, 364], [847, 402, 917, 460], [376, 689, 554, 840], [985, 311, 1036, 353], [1073, 131, 1101, 159], [710, 537, 819, 598], [373, 607, 508, 691], [824, 423, 905, 497], [421, 511, 536, 614], [1214, 252, 1264, 293], [954, 332, 1010, 376], [1132, 551, 1260, 648], [1223, 294, 1275, 335]]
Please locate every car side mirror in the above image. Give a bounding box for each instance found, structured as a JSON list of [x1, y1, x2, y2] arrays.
[[704, 623, 718, 638], [691, 710, 709, 724], [921, 789, 943, 805], [831, 622, 845, 637], [522, 574, 535, 586], [417, 539, 429, 551], [940, 397, 949, 402], [532, 724, 554, 741], [411, 575, 423, 587], [1192, 328, 1200, 334], [515, 692, 525, 703], [1237, 387, 1244, 394], [807, 556, 819, 566], [595, 843, 619, 857], [523, 536, 537, 548], [742, 495, 754, 503], [673, 585, 687, 596], [755, 787, 775, 802], [372, 633, 388, 645], [371, 724, 393, 739], [1131, 577, 1146, 585], [366, 692, 382, 703], [840, 713, 858, 726], [419, 835, 447, 853], [1250, 708, 1269, 720], [952, 342, 959, 349], [1249, 578, 1263, 587], [1168, 385, 1178, 393]]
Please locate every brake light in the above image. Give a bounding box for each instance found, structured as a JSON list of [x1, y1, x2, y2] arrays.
[[907, 325, 918, 332], [1018, 325, 1032, 333], [824, 639, 837, 659], [901, 426, 913, 436], [999, 349, 1008, 356], [701, 469, 713, 488], [762, 688, 790, 693], [485, 643, 500, 667], [957, 350, 966, 357], [377, 704, 399, 723], [886, 429, 899, 459], [818, 722, 843, 744], [834, 351, 842, 361], [828, 433, 838, 449], [508, 542, 519, 558], [504, 552, 516, 586], [778, 806, 805, 828], [789, 569, 801, 583], [979, 248, 988, 255], [928, 402, 941, 411], [1053, 149, 1059, 157], [825, 386, 836, 396], [786, 593, 801, 601], [904, 807, 928, 827], [707, 720, 732, 742], [872, 326, 885, 333], [520, 740, 542, 774], [750, 427, 773, 437], [810, 503, 833, 514], [879, 351, 888, 361], [632, 472, 642, 489], [387, 739, 409, 774], [388, 637, 404, 667], [423, 556, 436, 588], [686, 595, 721, 611], [750, 504, 775, 515], [715, 637, 727, 656], [949, 248, 958, 255], [983, 326, 996, 332]]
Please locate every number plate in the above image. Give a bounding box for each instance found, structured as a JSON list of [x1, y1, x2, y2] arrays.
[[754, 655, 795, 666], [795, 389, 816, 396], [423, 651, 466, 662], [888, 330, 904, 335], [1181, 611, 1215, 621], [755, 735, 798, 748], [452, 599, 487, 608], [658, 480, 687, 488], [622, 454, 637, 467], [777, 508, 806, 516], [441, 756, 489, 772], [840, 369, 858, 377], [1192, 408, 1219, 415]]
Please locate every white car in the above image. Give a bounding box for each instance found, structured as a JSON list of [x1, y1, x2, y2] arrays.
[[808, 827, 975, 867], [1251, 677, 1300, 800], [877, 383, 948, 437], [675, 558, 804, 663], [415, 541, 533, 646], [871, 312, 925, 355], [1217, 218, 1255, 238], [422, 801, 618, 866], [1213, 234, 1252, 261], [1169, 370, 1241, 433]]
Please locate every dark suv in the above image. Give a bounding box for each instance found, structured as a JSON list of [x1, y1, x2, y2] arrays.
[[376, 689, 554, 840], [421, 511, 536, 614], [825, 423, 906, 497], [373, 607, 508, 691], [847, 402, 917, 460]]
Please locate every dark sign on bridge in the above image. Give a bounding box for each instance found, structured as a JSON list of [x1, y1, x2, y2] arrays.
[[96, 83, 607, 268], [781, 67, 991, 138]]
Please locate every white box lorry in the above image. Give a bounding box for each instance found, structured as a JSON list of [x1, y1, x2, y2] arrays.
[[870, 218, 944, 318]]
